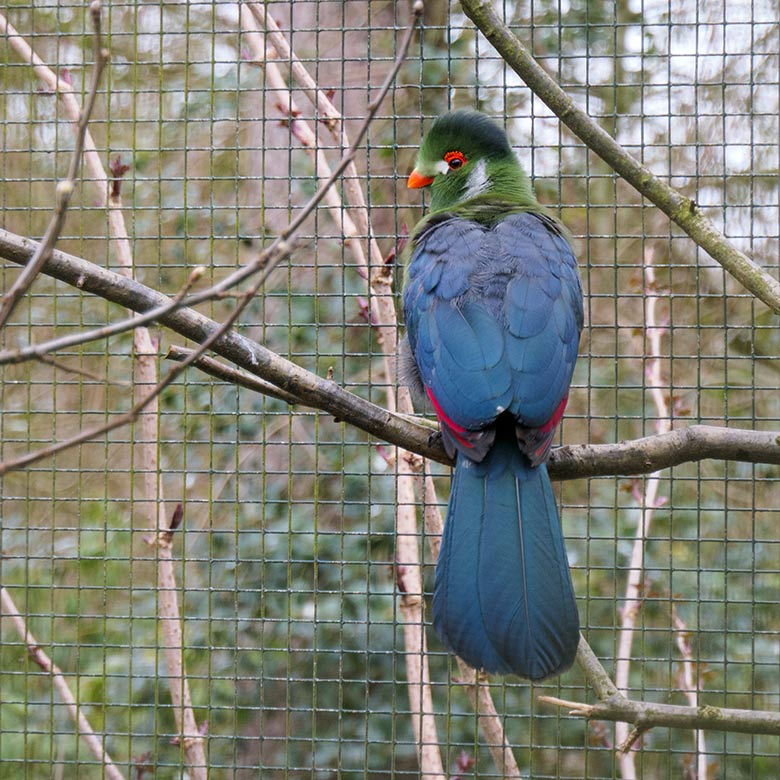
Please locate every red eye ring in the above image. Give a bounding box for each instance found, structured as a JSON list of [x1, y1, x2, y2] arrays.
[[444, 150, 467, 170]]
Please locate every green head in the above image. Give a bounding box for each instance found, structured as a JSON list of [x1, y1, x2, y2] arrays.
[[407, 110, 538, 212]]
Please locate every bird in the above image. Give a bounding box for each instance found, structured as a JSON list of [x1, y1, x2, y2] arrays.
[[400, 110, 583, 680]]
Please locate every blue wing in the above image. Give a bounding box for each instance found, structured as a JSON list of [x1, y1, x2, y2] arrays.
[[403, 211, 582, 449]]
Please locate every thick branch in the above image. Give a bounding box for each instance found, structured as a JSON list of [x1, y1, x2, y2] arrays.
[[458, 0, 780, 316], [547, 425, 780, 478], [2, 229, 779, 477]]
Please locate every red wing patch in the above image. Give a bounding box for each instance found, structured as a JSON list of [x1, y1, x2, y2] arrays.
[[426, 387, 473, 449], [517, 394, 569, 466]]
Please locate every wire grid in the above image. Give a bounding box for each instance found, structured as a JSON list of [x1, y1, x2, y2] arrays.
[[1, 0, 779, 777]]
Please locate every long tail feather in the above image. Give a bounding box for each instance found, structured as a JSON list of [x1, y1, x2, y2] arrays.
[[432, 433, 579, 680]]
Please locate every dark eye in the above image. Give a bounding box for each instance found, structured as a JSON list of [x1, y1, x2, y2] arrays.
[[444, 150, 467, 170]]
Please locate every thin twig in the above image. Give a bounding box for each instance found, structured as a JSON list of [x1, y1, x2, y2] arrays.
[[456, 664, 522, 778], [0, 266, 207, 367], [0, 587, 127, 780], [615, 254, 671, 780], [35, 352, 131, 386], [458, 0, 780, 316], [614, 250, 672, 777], [166, 345, 303, 406], [539, 685, 780, 737], [396, 451, 446, 780], [672, 608, 708, 779], [143, 503, 206, 776], [0, 2, 108, 329], [245, 3, 341, 130]]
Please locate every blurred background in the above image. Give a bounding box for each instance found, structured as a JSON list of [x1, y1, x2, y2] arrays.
[[1, 1, 779, 777]]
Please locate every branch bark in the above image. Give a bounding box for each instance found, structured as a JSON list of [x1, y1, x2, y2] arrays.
[[0, 587, 127, 780], [0, 3, 108, 327], [458, 0, 780, 316], [2, 227, 779, 479], [541, 638, 780, 739]]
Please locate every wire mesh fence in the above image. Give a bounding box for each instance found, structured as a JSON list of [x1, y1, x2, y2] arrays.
[[1, 1, 779, 778]]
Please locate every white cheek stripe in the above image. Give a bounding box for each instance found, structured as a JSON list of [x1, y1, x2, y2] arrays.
[[462, 158, 490, 200], [434, 159, 449, 175]]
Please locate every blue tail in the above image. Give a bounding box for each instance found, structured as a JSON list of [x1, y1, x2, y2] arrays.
[[432, 433, 579, 680]]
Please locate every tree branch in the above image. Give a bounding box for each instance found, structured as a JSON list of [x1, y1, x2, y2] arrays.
[[0, 2, 108, 328], [614, 250, 673, 778], [540, 691, 780, 739], [0, 587, 127, 780], [542, 637, 780, 739], [458, 0, 780, 316], [547, 425, 780, 478], [2, 227, 780, 478], [244, 6, 446, 776]]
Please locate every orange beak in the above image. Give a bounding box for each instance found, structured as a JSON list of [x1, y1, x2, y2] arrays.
[[407, 168, 435, 189]]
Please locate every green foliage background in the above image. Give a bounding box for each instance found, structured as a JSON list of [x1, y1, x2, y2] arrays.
[[1, 1, 779, 778]]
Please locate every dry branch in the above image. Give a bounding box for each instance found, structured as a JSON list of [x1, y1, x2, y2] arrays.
[[541, 638, 780, 739], [0, 3, 107, 327], [0, 587, 127, 780], [540, 693, 780, 739], [244, 6, 446, 775], [2, 226, 779, 479], [458, 0, 780, 316]]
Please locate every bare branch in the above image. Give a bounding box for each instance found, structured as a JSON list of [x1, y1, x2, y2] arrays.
[[142, 503, 206, 777], [3, 226, 780, 478], [547, 425, 780, 478], [458, 0, 780, 316], [455, 665, 522, 778], [0, 265, 207, 366], [614, 251, 672, 778], [672, 608, 709, 779], [0, 587, 127, 780], [540, 688, 780, 738], [245, 6, 446, 775], [245, 3, 342, 130], [0, 3, 108, 328], [543, 637, 780, 738], [396, 451, 446, 780], [166, 345, 303, 406], [34, 352, 131, 386]]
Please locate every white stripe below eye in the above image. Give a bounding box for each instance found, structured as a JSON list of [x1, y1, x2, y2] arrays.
[[462, 158, 490, 199], [435, 159, 449, 175]]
